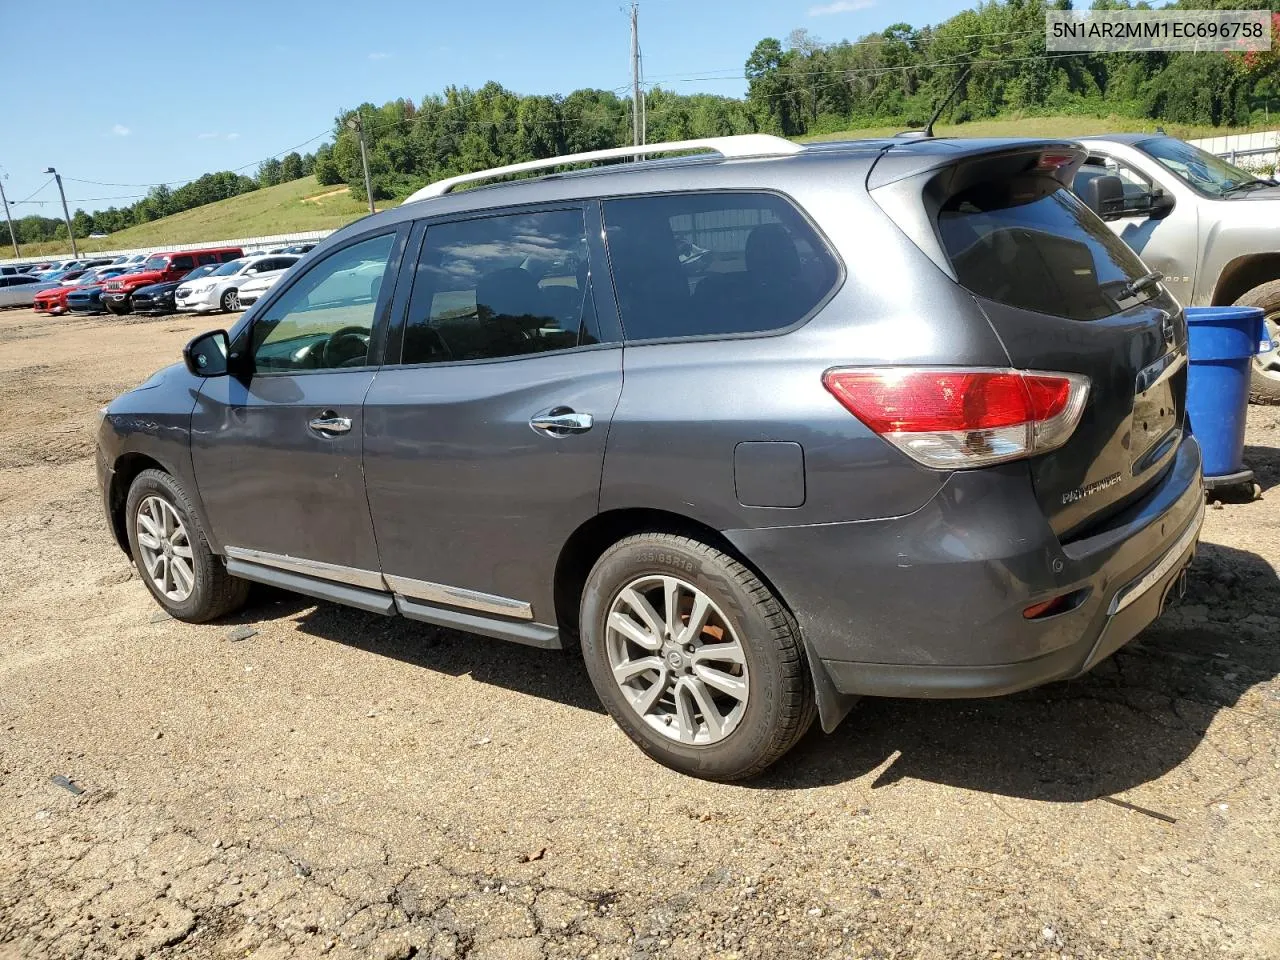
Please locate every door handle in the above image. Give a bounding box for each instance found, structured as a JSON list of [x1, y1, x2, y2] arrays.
[[308, 412, 352, 435], [529, 408, 594, 436]]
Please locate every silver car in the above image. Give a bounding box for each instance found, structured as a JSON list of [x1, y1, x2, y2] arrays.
[[0, 275, 59, 308]]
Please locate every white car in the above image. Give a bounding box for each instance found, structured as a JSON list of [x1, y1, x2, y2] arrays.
[[173, 254, 299, 313], [236, 271, 286, 307], [0, 275, 60, 308]]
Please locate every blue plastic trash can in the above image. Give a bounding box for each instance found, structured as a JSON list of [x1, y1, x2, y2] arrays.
[[1184, 305, 1265, 490]]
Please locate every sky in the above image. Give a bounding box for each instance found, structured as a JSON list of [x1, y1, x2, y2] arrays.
[[4, 0, 963, 216]]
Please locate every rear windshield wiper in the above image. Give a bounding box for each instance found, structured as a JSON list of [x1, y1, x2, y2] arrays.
[[1120, 271, 1164, 300]]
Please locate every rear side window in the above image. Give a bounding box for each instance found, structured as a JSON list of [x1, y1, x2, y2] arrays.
[[219, 250, 241, 263], [400, 208, 601, 365], [196, 253, 219, 265], [602, 192, 838, 341], [938, 178, 1151, 321]]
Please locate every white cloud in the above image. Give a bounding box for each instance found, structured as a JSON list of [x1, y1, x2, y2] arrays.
[[808, 0, 873, 14], [111, 124, 131, 136], [368, 51, 392, 60], [226, 132, 240, 141]]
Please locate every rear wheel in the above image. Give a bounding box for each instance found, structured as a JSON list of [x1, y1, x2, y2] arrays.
[[580, 533, 815, 781], [221, 289, 239, 312], [1234, 280, 1280, 404], [125, 469, 249, 622]]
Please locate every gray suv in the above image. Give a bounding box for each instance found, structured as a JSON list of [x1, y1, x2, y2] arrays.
[[97, 134, 1205, 780]]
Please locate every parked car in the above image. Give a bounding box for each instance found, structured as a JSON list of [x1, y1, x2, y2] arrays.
[[98, 134, 1204, 780], [0, 265, 20, 277], [1070, 133, 1280, 402], [102, 247, 243, 314], [131, 264, 220, 316], [68, 266, 148, 316], [175, 254, 299, 313], [235, 270, 286, 307], [0, 275, 59, 308], [281, 243, 317, 255], [35, 266, 133, 315]]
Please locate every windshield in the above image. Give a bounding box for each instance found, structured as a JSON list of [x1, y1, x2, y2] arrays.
[[1137, 136, 1269, 197], [211, 259, 247, 277], [181, 264, 218, 282], [143, 256, 168, 271]]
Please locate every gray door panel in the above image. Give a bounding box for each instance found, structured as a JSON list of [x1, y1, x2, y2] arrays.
[[191, 371, 381, 572], [363, 348, 623, 621]]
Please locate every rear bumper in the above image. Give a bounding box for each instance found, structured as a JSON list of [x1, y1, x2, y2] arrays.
[[725, 435, 1205, 699]]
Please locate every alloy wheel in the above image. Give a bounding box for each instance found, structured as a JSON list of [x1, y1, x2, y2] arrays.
[[605, 574, 750, 745], [135, 496, 195, 602]]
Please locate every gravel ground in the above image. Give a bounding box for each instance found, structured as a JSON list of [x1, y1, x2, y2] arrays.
[[1, 307, 1278, 960]]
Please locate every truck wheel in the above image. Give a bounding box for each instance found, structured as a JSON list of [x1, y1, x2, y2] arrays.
[[1234, 280, 1280, 404], [125, 469, 250, 622], [579, 533, 815, 781]]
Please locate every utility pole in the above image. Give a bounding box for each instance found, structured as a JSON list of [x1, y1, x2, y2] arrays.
[[0, 175, 19, 258], [347, 112, 375, 215], [630, 2, 644, 151], [44, 167, 78, 259]]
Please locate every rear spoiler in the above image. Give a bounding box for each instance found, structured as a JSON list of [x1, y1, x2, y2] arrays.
[[867, 141, 1089, 284]]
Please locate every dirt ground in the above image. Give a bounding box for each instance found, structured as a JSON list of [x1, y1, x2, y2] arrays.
[[0, 307, 1278, 960]]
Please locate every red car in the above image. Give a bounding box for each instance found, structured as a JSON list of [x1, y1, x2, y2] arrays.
[[33, 268, 128, 315]]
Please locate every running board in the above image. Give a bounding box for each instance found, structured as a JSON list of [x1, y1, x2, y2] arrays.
[[396, 596, 561, 649], [223, 557, 561, 649], [225, 559, 396, 615]]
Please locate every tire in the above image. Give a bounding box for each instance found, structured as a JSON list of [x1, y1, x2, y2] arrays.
[[220, 288, 239, 312], [1233, 280, 1280, 404], [125, 469, 249, 623], [105, 295, 130, 316], [580, 533, 815, 781]]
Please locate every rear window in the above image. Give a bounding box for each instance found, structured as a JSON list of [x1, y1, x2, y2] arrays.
[[938, 177, 1151, 321], [602, 192, 839, 341]]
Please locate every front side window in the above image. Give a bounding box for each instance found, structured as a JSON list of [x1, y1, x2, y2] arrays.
[[401, 207, 600, 365], [602, 192, 839, 341], [250, 232, 396, 373], [171, 255, 195, 271], [939, 177, 1152, 321], [196, 253, 219, 265]]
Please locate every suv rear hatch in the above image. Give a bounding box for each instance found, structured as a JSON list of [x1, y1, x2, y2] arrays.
[[868, 141, 1187, 537]]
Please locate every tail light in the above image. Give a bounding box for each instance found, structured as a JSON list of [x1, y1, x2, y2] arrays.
[[822, 367, 1090, 469]]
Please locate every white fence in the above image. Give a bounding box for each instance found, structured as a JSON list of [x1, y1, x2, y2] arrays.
[[0, 229, 335, 268], [1188, 130, 1280, 172]]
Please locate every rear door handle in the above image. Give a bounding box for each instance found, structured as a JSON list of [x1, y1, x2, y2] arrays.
[[529, 409, 594, 436], [308, 412, 352, 435]]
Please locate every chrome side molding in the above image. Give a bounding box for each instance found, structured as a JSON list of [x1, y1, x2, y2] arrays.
[[384, 574, 534, 621], [223, 546, 386, 591], [221, 546, 535, 621]]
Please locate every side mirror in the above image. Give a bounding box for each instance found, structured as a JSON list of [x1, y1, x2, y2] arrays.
[[1149, 189, 1176, 219], [1079, 174, 1126, 221], [183, 329, 230, 377]]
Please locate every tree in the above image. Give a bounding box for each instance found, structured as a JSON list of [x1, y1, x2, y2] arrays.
[[313, 143, 342, 185], [71, 209, 95, 238], [257, 158, 283, 187], [280, 152, 305, 182]]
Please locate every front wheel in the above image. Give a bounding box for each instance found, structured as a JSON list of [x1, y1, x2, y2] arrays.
[[125, 469, 249, 622], [1233, 280, 1280, 404], [105, 295, 130, 316], [221, 288, 240, 312], [580, 533, 815, 781]]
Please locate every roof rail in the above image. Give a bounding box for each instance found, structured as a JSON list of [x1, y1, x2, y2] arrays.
[[403, 134, 804, 203]]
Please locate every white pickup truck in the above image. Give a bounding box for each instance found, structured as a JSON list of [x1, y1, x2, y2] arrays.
[[1070, 133, 1280, 401]]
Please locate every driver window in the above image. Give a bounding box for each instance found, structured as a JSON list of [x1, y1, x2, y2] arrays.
[[251, 232, 395, 372]]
